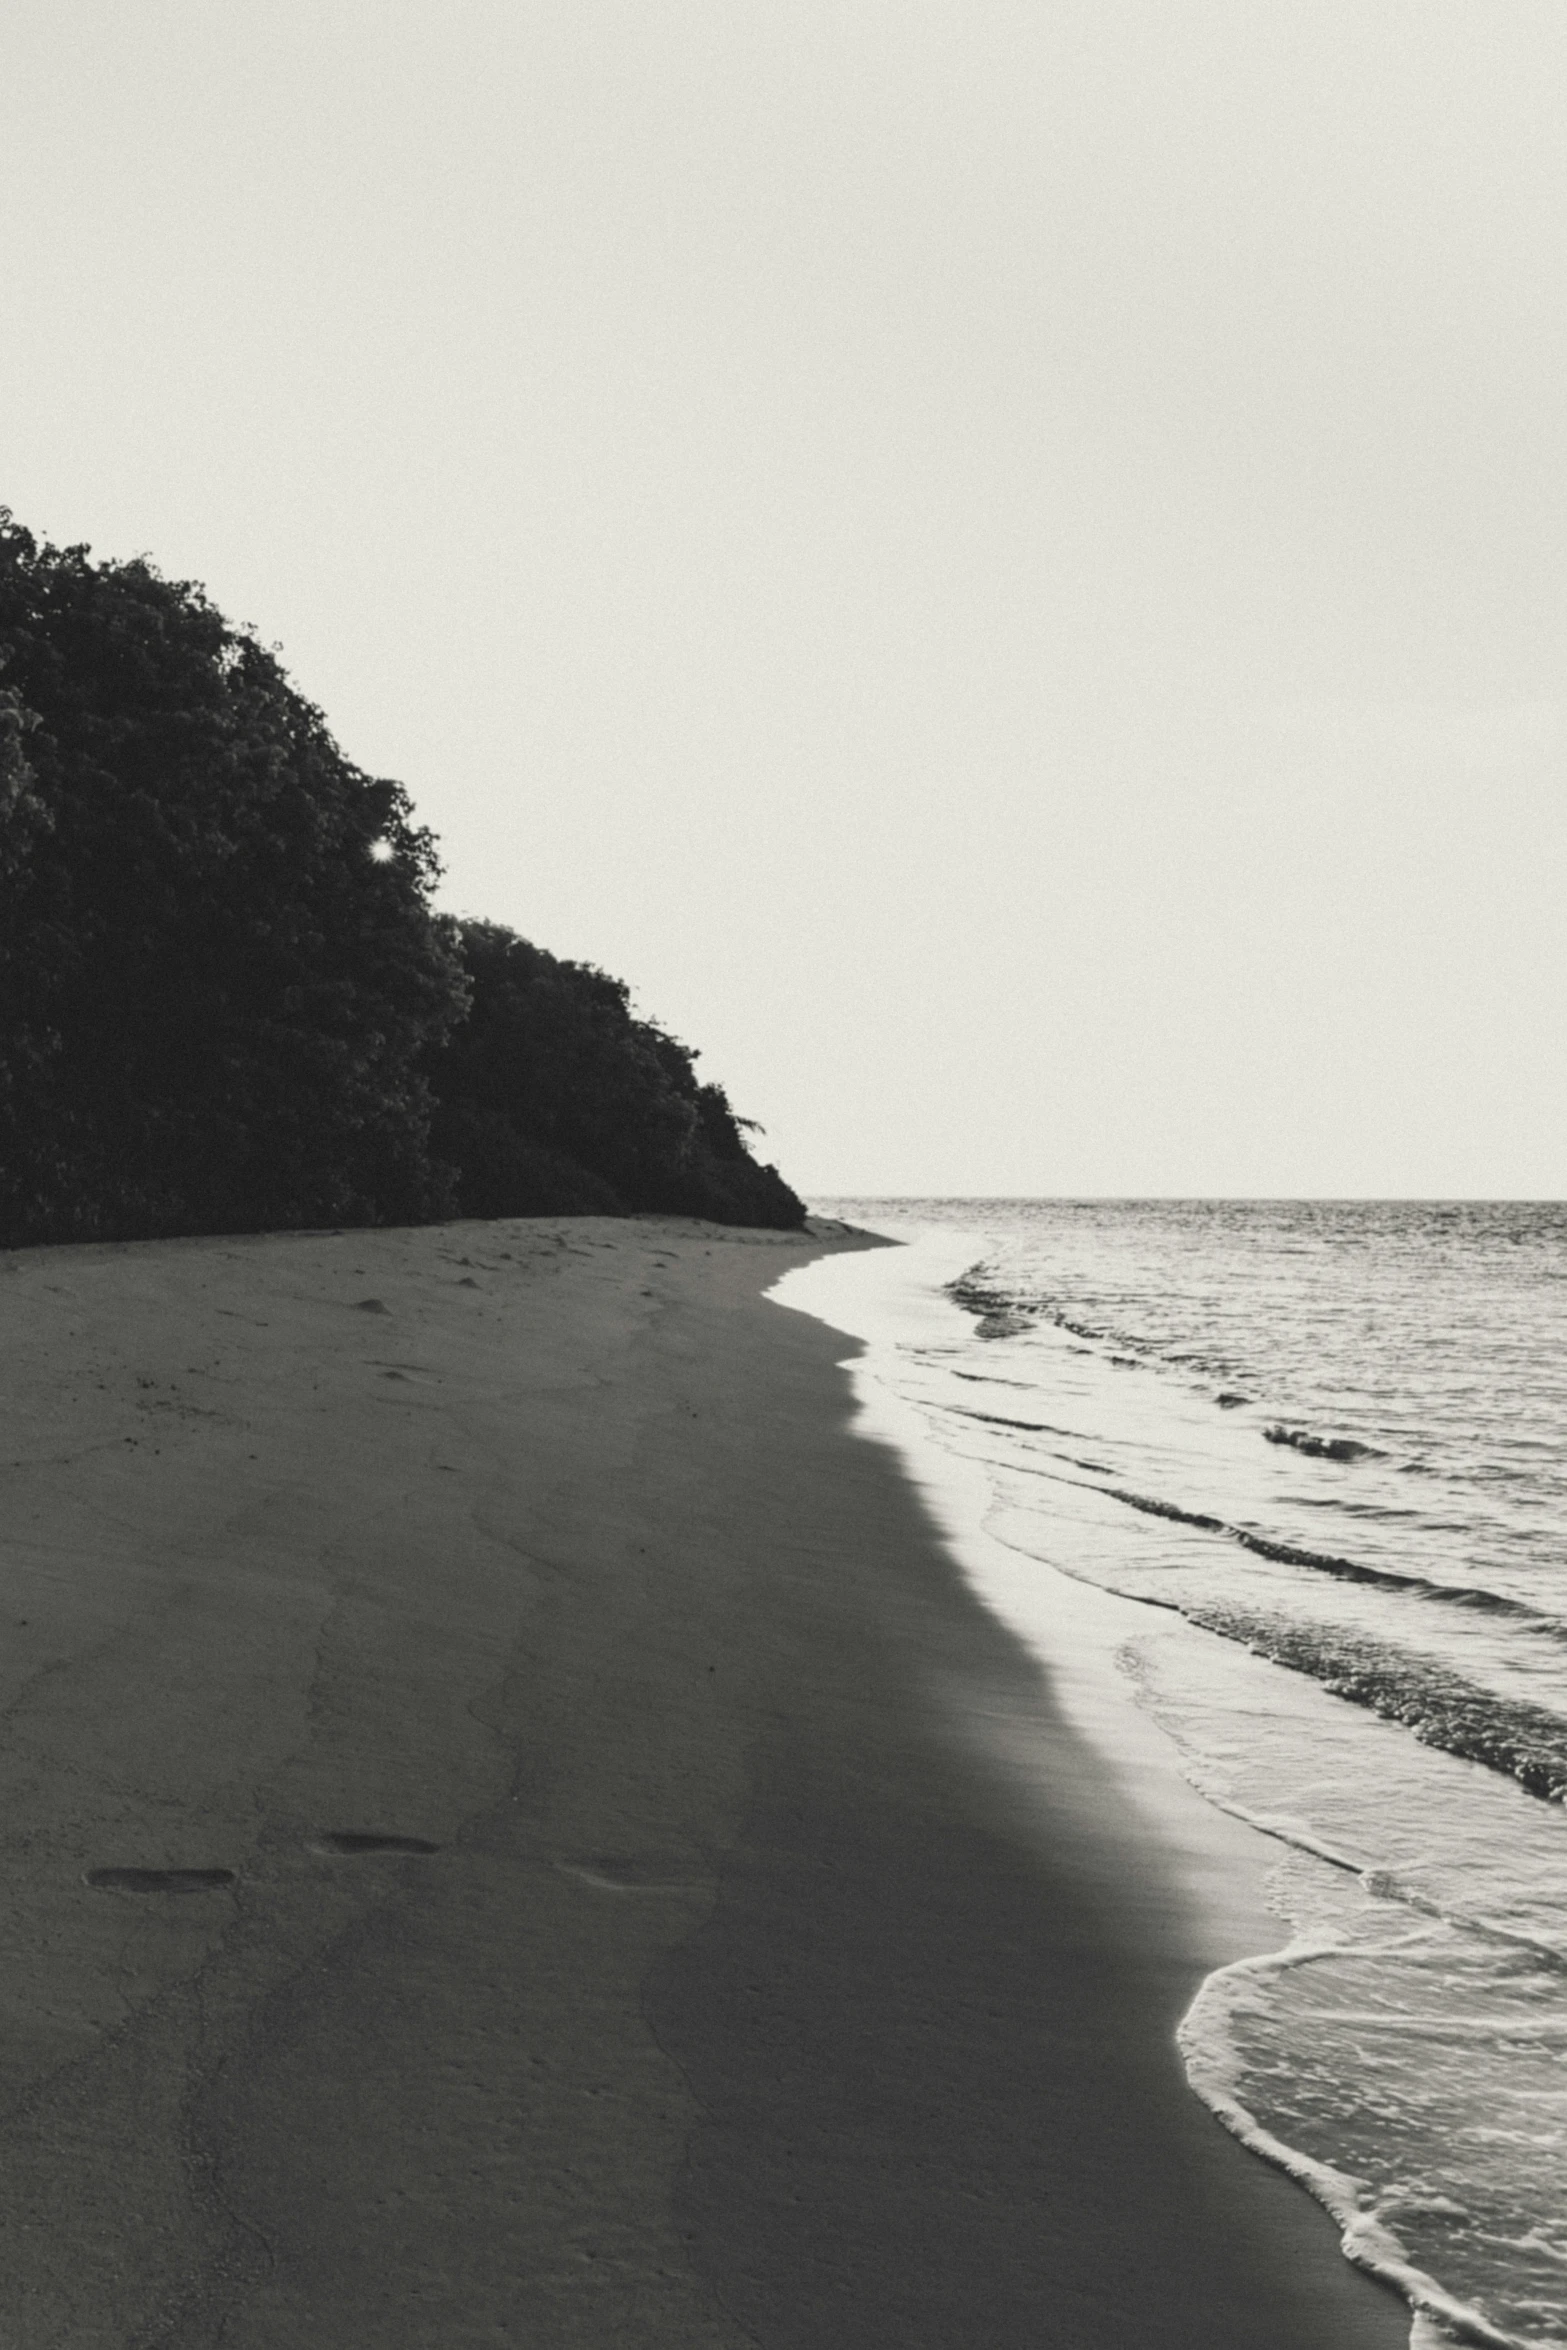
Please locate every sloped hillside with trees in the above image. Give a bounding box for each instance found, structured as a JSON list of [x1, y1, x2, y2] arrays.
[[431, 921, 802, 1228], [0, 511, 804, 1246]]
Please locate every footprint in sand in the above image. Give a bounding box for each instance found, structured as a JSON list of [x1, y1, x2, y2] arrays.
[[309, 1832, 441, 1857], [85, 1866, 237, 1893]]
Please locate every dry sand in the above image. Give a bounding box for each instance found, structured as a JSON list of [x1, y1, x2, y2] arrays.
[[0, 1215, 1409, 2347]]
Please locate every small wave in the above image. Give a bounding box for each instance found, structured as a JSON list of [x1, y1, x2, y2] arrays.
[[1186, 1605, 1567, 1805], [937, 1406, 1116, 1481], [1178, 1959, 1527, 2350], [1105, 1486, 1564, 1631], [946, 1275, 1035, 1340], [1286, 1498, 1424, 1519], [1113, 1663, 1567, 1973], [947, 1405, 1079, 1438], [1052, 1310, 1114, 1344], [946, 1270, 1142, 1355], [1109, 1487, 1225, 1534], [1265, 1424, 1385, 1463]]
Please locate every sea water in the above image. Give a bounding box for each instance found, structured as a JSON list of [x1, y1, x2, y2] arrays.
[[789, 1201, 1567, 2350]]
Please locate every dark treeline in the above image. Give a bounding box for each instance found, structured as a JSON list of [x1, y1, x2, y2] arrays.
[[0, 512, 804, 1247]]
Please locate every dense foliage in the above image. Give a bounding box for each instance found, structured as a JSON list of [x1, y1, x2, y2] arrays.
[[0, 512, 803, 1245], [0, 514, 467, 1244], [430, 923, 804, 1227]]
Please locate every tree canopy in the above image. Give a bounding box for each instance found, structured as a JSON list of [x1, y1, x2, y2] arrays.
[[430, 922, 804, 1227], [0, 511, 803, 1246]]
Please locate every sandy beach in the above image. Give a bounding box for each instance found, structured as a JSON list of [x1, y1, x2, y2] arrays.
[[0, 1215, 1409, 2347]]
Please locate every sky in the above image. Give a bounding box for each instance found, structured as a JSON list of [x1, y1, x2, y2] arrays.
[[2, 1, 1563, 1197]]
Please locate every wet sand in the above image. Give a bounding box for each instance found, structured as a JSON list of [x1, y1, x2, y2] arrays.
[[0, 1215, 1408, 2345]]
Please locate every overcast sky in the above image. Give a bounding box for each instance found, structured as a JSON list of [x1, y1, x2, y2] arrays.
[[3, 2, 1562, 1196]]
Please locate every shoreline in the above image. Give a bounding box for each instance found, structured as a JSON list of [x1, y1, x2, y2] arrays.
[[0, 1214, 1408, 2344], [775, 1231, 1449, 2345]]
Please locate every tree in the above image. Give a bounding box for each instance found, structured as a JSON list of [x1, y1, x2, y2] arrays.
[[429, 923, 805, 1228], [0, 509, 805, 1245], [0, 513, 468, 1244]]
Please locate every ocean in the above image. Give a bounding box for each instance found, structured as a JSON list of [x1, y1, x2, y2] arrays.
[[783, 1200, 1567, 2350]]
